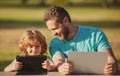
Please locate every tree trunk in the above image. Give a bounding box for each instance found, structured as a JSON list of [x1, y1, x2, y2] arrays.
[[113, 0, 117, 4], [39, 0, 45, 6], [102, 0, 109, 8], [21, 0, 28, 5]]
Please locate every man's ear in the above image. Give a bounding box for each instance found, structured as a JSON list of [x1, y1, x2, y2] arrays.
[[63, 17, 69, 24]]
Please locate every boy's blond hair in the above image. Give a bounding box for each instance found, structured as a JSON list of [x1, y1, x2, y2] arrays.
[[18, 29, 47, 56]]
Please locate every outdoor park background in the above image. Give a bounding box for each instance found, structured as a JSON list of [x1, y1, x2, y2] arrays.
[[0, 0, 120, 71]]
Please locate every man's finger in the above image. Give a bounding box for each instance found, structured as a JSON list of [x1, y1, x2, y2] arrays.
[[65, 58, 69, 63]]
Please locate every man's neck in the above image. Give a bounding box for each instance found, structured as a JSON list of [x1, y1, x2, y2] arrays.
[[66, 25, 79, 40]]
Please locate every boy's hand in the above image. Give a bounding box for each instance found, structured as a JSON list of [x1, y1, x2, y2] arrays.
[[42, 60, 51, 70], [15, 61, 23, 71]]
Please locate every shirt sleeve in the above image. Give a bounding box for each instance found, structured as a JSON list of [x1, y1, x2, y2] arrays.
[[97, 30, 111, 51], [47, 56, 53, 65], [49, 39, 62, 58]]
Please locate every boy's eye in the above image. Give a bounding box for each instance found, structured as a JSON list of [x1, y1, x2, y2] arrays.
[[28, 45, 40, 48], [29, 45, 33, 48]]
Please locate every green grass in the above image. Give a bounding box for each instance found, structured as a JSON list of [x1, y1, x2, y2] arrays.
[[0, 7, 120, 21], [0, 6, 120, 71], [0, 7, 44, 21]]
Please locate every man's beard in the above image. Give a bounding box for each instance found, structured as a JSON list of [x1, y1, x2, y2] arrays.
[[59, 26, 70, 40]]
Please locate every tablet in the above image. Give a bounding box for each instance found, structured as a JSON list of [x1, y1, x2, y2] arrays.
[[68, 52, 107, 75], [16, 55, 47, 75]]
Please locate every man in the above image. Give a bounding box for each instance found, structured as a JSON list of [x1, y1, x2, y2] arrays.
[[44, 6, 118, 75]]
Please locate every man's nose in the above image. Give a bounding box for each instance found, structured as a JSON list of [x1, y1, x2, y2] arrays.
[[52, 31, 57, 36]]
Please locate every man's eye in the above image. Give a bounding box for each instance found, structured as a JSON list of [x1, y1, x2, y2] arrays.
[[36, 45, 40, 47]]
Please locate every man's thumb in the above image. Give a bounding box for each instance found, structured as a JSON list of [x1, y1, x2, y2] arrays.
[[65, 58, 69, 63]]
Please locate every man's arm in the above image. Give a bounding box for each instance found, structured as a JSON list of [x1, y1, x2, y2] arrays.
[[52, 53, 73, 75], [103, 48, 118, 74]]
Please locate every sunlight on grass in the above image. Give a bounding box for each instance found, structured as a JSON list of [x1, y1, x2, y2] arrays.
[[102, 28, 120, 61], [67, 7, 120, 21], [0, 8, 44, 21], [0, 7, 120, 22]]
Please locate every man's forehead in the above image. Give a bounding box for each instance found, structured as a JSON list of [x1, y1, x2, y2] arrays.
[[47, 18, 58, 23], [46, 19, 58, 29]]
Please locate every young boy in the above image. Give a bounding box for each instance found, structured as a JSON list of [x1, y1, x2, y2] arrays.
[[4, 29, 56, 72]]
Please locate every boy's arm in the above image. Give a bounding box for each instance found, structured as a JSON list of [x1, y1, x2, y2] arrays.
[[4, 59, 23, 72], [4, 60, 16, 72], [47, 65, 57, 71]]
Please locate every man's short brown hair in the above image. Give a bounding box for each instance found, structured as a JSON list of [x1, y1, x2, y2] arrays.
[[44, 6, 71, 23]]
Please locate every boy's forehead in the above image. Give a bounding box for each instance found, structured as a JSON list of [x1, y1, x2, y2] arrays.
[[26, 39, 40, 45]]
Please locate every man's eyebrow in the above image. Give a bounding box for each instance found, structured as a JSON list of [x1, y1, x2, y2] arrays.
[[51, 27, 57, 30], [51, 25, 59, 30]]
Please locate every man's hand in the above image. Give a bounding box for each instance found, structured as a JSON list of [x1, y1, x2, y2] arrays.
[[58, 58, 73, 75], [104, 63, 117, 75]]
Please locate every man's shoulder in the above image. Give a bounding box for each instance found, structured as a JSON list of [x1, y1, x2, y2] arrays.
[[80, 25, 100, 30], [79, 25, 103, 34], [51, 36, 59, 41], [49, 37, 60, 44]]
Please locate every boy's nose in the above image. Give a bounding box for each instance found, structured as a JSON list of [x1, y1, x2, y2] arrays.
[[32, 47, 37, 51]]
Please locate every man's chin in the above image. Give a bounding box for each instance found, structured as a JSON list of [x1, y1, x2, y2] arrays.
[[58, 37, 64, 40]]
